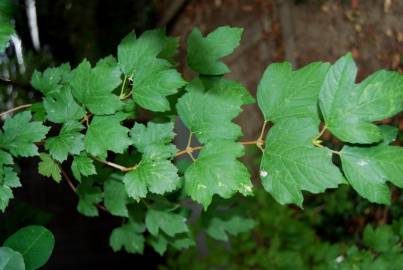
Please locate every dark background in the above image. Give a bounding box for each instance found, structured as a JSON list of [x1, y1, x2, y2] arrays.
[[0, 0, 402, 269]]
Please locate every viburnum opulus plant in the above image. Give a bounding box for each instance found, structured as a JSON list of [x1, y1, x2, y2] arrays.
[[0, 26, 402, 255]]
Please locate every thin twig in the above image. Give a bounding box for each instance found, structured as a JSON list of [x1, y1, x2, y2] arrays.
[[241, 140, 258, 145], [258, 121, 268, 141], [91, 156, 137, 172], [59, 165, 77, 193], [175, 146, 202, 158], [187, 152, 195, 161], [80, 112, 92, 126], [119, 75, 128, 98], [59, 165, 109, 213], [329, 149, 341, 156], [175, 149, 188, 157], [186, 132, 193, 148], [255, 121, 268, 151], [313, 125, 327, 142], [311, 125, 340, 155], [121, 91, 132, 100], [0, 104, 32, 117]]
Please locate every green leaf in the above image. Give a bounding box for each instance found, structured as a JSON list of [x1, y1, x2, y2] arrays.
[[43, 87, 85, 124], [44, 121, 84, 162], [260, 118, 346, 207], [30, 103, 47, 121], [131, 59, 186, 112], [3, 225, 54, 270], [0, 24, 14, 53], [31, 63, 71, 95], [0, 150, 12, 166], [109, 223, 145, 254], [71, 154, 96, 181], [124, 159, 179, 201], [124, 121, 179, 200], [177, 78, 250, 144], [158, 35, 179, 61], [84, 113, 132, 159], [117, 29, 171, 76], [130, 122, 177, 159], [3, 167, 20, 188], [200, 77, 254, 105], [118, 29, 185, 111], [0, 0, 16, 22], [187, 26, 243, 75], [104, 179, 129, 217], [76, 179, 103, 217], [70, 57, 122, 115], [0, 0, 15, 53], [0, 166, 19, 212], [0, 246, 25, 270], [149, 235, 169, 255], [184, 140, 253, 209], [170, 236, 195, 250], [257, 61, 330, 122], [0, 112, 49, 157], [145, 209, 188, 237], [149, 233, 195, 255], [340, 145, 403, 204], [363, 224, 399, 253], [38, 153, 61, 183], [379, 125, 398, 145], [206, 216, 256, 241], [0, 185, 13, 212], [319, 53, 403, 143]]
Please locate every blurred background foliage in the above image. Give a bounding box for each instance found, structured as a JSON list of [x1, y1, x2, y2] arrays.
[[0, 0, 402, 269]]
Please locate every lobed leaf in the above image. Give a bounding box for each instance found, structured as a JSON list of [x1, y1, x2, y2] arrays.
[[187, 26, 243, 75], [184, 140, 253, 209], [124, 159, 179, 201], [0, 185, 13, 212], [341, 145, 403, 204], [149, 233, 195, 256], [260, 118, 346, 207], [76, 179, 103, 217], [44, 121, 84, 162], [257, 61, 330, 122], [0, 112, 49, 157], [109, 223, 145, 254], [31, 63, 71, 96], [118, 29, 171, 75], [145, 208, 188, 237], [38, 153, 61, 183], [177, 78, 251, 144], [43, 87, 85, 124], [319, 53, 403, 144], [206, 216, 256, 241], [84, 113, 132, 159], [70, 57, 122, 115], [71, 154, 96, 181], [104, 178, 129, 217], [118, 29, 185, 112], [130, 122, 176, 159]]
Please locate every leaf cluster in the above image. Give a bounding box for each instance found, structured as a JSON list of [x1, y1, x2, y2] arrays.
[[0, 25, 402, 256]]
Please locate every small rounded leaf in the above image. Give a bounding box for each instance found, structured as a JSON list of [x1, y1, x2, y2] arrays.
[[0, 247, 25, 270], [3, 226, 55, 270]]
